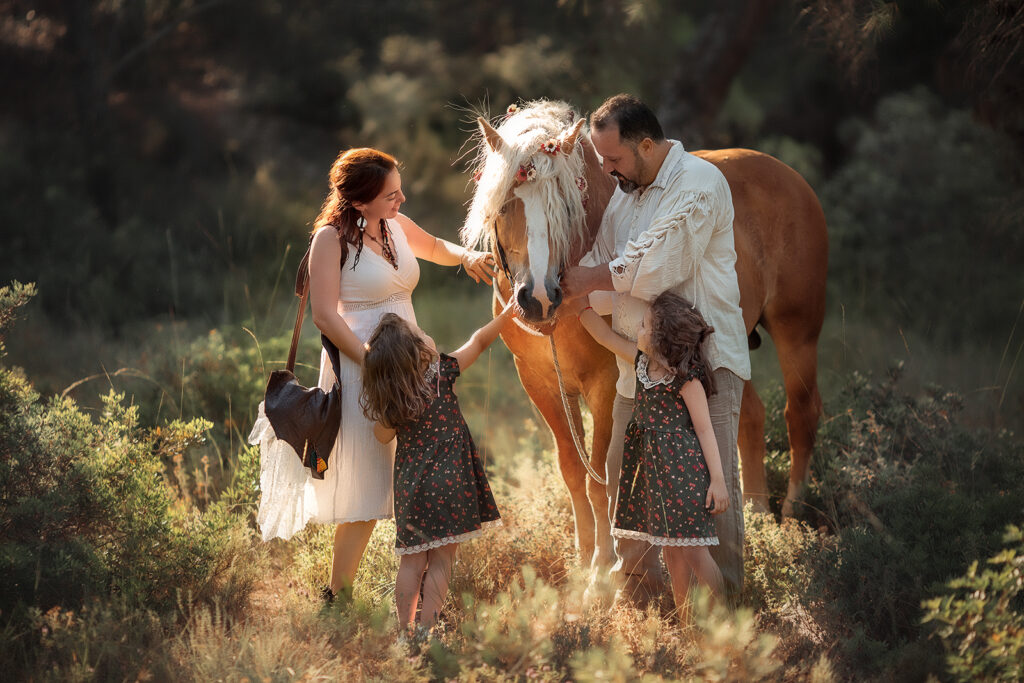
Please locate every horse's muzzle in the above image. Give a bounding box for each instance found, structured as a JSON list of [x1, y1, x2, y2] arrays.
[[515, 280, 563, 323]]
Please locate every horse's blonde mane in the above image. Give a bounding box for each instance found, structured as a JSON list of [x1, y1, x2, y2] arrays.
[[462, 100, 588, 267]]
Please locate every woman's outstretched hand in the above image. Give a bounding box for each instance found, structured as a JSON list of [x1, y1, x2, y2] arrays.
[[461, 249, 497, 285]]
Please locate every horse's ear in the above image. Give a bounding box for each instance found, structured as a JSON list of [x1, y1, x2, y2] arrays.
[[477, 117, 506, 153], [561, 118, 586, 156]]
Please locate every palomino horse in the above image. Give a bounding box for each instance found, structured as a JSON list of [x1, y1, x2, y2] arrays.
[[461, 100, 827, 569]]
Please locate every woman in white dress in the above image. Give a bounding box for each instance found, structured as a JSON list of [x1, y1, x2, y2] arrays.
[[307, 148, 495, 601]]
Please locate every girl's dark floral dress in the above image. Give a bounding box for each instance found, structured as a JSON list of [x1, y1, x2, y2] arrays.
[[613, 353, 719, 547], [393, 353, 501, 554]]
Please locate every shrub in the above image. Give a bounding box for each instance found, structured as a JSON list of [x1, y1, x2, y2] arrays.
[[922, 525, 1024, 682], [778, 366, 1024, 676], [822, 86, 1024, 344], [0, 284, 264, 675]]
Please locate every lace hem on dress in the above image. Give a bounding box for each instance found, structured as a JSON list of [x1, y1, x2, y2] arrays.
[[248, 401, 319, 542], [612, 527, 719, 547], [395, 519, 503, 556]]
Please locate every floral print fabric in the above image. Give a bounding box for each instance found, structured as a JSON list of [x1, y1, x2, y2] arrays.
[[612, 353, 719, 547], [393, 354, 501, 554]]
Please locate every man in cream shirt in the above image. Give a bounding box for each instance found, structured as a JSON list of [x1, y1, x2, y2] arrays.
[[564, 94, 750, 601]]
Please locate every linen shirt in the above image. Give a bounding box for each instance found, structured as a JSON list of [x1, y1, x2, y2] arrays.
[[582, 140, 751, 398]]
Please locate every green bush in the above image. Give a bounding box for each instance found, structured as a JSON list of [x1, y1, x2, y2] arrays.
[[822, 86, 1024, 345], [780, 366, 1024, 676], [0, 284, 264, 675], [922, 525, 1024, 682]]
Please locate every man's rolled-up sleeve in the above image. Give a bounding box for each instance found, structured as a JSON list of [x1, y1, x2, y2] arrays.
[[608, 190, 716, 302]]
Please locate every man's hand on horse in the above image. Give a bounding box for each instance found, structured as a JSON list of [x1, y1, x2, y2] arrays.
[[562, 263, 613, 299], [461, 249, 496, 285]]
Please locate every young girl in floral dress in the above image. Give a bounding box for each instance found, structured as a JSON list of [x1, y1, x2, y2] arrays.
[[360, 302, 513, 634], [569, 290, 729, 610]]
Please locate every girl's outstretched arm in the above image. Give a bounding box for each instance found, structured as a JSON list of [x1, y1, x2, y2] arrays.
[[450, 300, 516, 372], [680, 379, 729, 515], [562, 295, 637, 363], [373, 422, 396, 444]]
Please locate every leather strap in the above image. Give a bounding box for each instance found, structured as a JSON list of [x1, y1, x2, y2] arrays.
[[285, 229, 348, 374], [285, 278, 309, 374]]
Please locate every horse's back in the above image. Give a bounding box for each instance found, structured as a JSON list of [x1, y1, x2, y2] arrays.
[[693, 148, 828, 334]]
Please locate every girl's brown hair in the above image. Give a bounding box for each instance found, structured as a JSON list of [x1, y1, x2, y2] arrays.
[[313, 147, 398, 268], [360, 313, 437, 429], [649, 291, 717, 396]]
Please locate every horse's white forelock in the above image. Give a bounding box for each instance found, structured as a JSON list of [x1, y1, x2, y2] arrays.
[[462, 100, 587, 269]]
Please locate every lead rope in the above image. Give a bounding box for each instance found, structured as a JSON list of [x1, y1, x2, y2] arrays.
[[493, 279, 607, 485]]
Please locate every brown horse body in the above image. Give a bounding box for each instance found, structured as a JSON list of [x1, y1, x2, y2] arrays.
[[470, 103, 827, 565]]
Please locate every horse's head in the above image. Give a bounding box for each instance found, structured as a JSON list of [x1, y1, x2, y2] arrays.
[[462, 101, 591, 323]]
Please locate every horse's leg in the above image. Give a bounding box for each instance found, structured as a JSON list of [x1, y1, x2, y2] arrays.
[[582, 380, 617, 570], [771, 328, 823, 517], [516, 359, 596, 563], [738, 380, 770, 512]]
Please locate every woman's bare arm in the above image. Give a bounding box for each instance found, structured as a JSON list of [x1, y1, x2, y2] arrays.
[[309, 227, 366, 364], [394, 213, 495, 284]]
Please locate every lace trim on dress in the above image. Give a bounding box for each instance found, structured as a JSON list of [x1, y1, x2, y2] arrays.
[[395, 519, 503, 556], [423, 357, 441, 383], [636, 353, 675, 390], [343, 291, 412, 312], [248, 401, 319, 541], [612, 527, 719, 547]]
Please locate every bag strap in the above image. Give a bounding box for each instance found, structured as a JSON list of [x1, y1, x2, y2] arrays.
[[286, 228, 349, 374]]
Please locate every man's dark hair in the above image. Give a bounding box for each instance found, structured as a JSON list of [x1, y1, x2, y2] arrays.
[[590, 94, 665, 145]]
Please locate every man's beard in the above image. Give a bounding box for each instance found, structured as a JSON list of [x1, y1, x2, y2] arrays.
[[612, 172, 639, 194]]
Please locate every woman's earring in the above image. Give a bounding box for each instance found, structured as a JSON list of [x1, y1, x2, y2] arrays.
[[356, 215, 367, 229]]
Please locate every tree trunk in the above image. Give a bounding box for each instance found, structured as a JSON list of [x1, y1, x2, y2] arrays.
[[658, 0, 782, 147]]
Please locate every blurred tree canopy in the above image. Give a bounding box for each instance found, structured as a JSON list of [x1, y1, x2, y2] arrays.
[[0, 0, 1020, 343]]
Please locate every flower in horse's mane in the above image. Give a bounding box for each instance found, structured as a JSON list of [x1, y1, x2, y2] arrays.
[[516, 161, 536, 183], [473, 170, 482, 183], [540, 138, 561, 155], [576, 176, 587, 192], [506, 103, 519, 116]]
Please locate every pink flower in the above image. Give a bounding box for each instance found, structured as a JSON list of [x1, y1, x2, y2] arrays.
[[576, 176, 587, 192], [506, 103, 519, 116]]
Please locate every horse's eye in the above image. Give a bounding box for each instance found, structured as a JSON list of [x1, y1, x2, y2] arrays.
[[498, 205, 508, 216]]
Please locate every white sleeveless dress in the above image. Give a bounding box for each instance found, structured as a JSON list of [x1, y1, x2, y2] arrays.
[[250, 220, 419, 540], [310, 220, 419, 523]]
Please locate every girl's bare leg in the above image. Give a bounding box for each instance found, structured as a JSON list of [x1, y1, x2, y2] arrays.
[[395, 551, 429, 628], [330, 520, 377, 596], [663, 546, 725, 618], [419, 544, 457, 629], [687, 546, 725, 600], [662, 546, 697, 619]]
